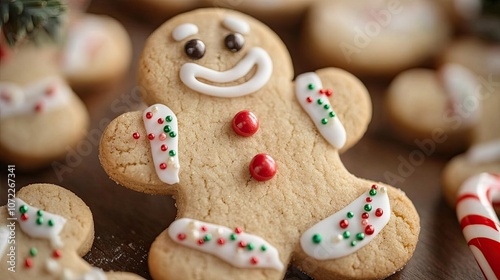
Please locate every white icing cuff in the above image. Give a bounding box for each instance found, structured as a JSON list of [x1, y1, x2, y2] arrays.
[[466, 140, 500, 165], [300, 185, 390, 260], [168, 218, 284, 271]]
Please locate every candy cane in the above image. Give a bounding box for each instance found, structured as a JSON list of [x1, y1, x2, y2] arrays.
[[456, 173, 500, 280]]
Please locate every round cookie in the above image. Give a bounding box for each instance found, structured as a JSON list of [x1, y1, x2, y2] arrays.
[[303, 0, 451, 76], [100, 8, 420, 280], [385, 64, 482, 154], [0, 44, 89, 170], [0, 183, 144, 279], [61, 13, 132, 92]]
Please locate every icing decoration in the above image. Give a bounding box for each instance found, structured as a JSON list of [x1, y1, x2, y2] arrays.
[[466, 140, 500, 165], [142, 104, 180, 184], [14, 198, 67, 248], [295, 72, 347, 149], [232, 110, 259, 137], [223, 16, 250, 35], [173, 23, 199, 41], [300, 185, 391, 260], [77, 268, 107, 280], [440, 63, 480, 125], [62, 17, 107, 74], [168, 218, 284, 271], [0, 227, 8, 256], [249, 153, 277, 181], [456, 173, 500, 280], [0, 76, 71, 119], [180, 47, 273, 97]]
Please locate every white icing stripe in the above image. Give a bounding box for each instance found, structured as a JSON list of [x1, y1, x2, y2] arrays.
[[0, 76, 71, 119], [76, 268, 107, 280], [0, 227, 8, 256], [168, 218, 284, 271], [457, 199, 498, 222], [295, 72, 347, 149], [62, 17, 107, 74], [180, 47, 272, 97], [14, 198, 67, 248], [223, 16, 250, 34], [463, 226, 500, 243], [300, 185, 390, 260], [440, 63, 480, 126], [466, 140, 500, 165], [143, 104, 180, 184], [172, 23, 199, 41]]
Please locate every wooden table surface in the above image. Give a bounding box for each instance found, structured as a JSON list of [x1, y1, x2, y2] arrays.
[[0, 1, 485, 279]]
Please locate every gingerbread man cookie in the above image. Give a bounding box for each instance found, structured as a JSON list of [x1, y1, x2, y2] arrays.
[[0, 183, 143, 280], [302, 0, 451, 76], [0, 43, 89, 169], [99, 9, 420, 279]]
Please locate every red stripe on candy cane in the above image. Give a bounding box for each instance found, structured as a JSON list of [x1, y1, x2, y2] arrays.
[[456, 173, 500, 280], [468, 237, 500, 279], [460, 215, 499, 232]]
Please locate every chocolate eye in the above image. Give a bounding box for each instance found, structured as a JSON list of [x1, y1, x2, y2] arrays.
[[184, 39, 205, 59], [224, 33, 244, 52]]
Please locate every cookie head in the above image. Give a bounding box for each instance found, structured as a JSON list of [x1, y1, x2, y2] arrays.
[[139, 8, 293, 105]]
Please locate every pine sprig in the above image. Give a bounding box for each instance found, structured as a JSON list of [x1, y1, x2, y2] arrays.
[[0, 0, 66, 47]]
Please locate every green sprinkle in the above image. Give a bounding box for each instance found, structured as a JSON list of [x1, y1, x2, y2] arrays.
[[260, 245, 267, 251], [343, 231, 351, 239], [321, 118, 328, 125], [356, 233, 365, 241], [36, 217, 43, 225], [317, 99, 324, 105], [19, 205, 28, 214], [169, 150, 176, 157], [369, 189, 377, 196], [346, 212, 354, 219], [48, 220, 54, 227], [308, 84, 315, 90], [169, 131, 177, 138], [329, 111, 336, 118], [230, 233, 237, 241], [29, 247, 37, 257], [323, 104, 330, 110], [312, 234, 322, 244], [350, 240, 357, 247], [37, 210, 43, 217], [163, 125, 172, 133], [364, 204, 372, 212], [247, 243, 255, 251], [166, 115, 173, 122], [203, 234, 212, 242]]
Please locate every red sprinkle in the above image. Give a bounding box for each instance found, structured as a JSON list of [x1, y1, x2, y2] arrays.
[[319, 89, 325, 94], [365, 225, 375, 235], [161, 144, 168, 151], [250, 257, 259, 265], [146, 112, 153, 119], [52, 250, 62, 258], [217, 238, 225, 245], [177, 233, 186, 240], [306, 97, 313, 103], [132, 132, 140, 139], [157, 118, 164, 124], [201, 226, 208, 232], [159, 163, 167, 170], [371, 184, 378, 190], [232, 110, 259, 137], [339, 219, 349, 229], [197, 239, 205, 245], [238, 241, 247, 248], [249, 154, 277, 181], [25, 258, 33, 268], [34, 103, 43, 113], [361, 213, 369, 219], [148, 133, 155, 140], [0, 92, 11, 102], [235, 227, 243, 234], [325, 89, 333, 97], [375, 208, 383, 217], [21, 214, 28, 221], [366, 197, 372, 203], [45, 84, 57, 96]]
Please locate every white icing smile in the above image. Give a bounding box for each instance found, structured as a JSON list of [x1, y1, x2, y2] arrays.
[[180, 47, 273, 97]]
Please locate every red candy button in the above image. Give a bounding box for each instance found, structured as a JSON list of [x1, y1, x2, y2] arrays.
[[249, 153, 276, 181], [232, 110, 259, 137]]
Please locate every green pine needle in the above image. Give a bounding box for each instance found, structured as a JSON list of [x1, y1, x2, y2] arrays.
[[0, 0, 66, 47]]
